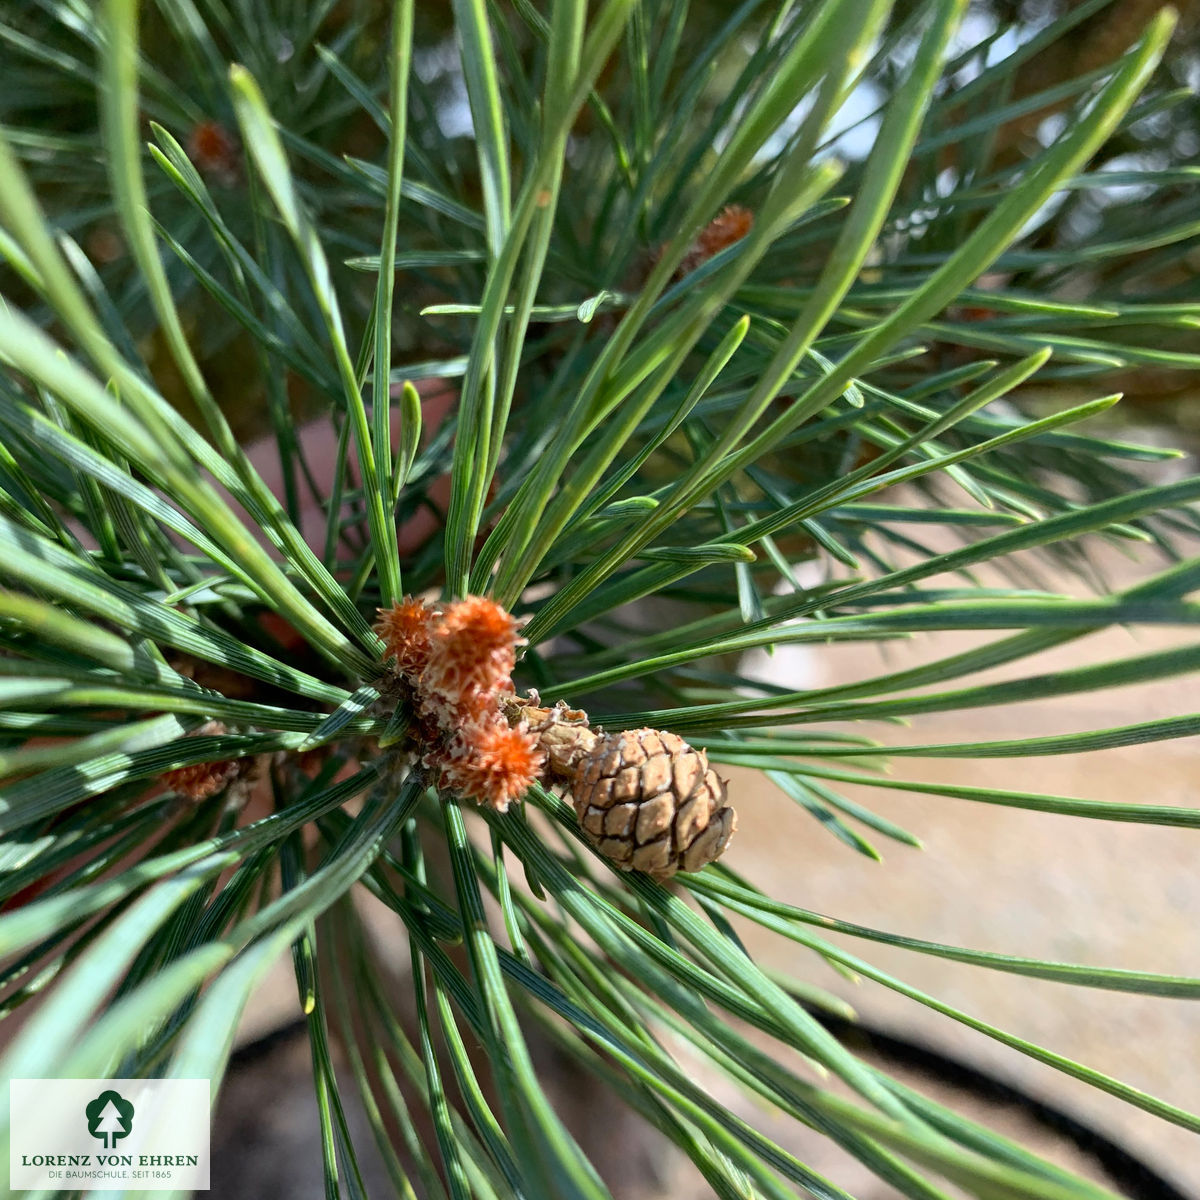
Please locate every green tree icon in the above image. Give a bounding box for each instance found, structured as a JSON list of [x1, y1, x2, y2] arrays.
[[85, 1090, 134, 1150]]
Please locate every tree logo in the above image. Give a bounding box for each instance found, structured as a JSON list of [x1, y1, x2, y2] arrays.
[[85, 1089, 135, 1149]]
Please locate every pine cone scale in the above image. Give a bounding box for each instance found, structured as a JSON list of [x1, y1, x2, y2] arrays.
[[635, 792, 674, 844], [604, 802, 638, 838], [630, 840, 671, 876], [639, 752, 673, 796], [682, 809, 735, 873], [599, 836, 634, 866], [673, 750, 705, 798], [615, 765, 642, 801], [673, 791, 710, 845]]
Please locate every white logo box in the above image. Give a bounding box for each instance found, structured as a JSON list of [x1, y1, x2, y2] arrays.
[[10, 1079, 210, 1192]]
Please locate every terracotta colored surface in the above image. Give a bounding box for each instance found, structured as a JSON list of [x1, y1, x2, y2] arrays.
[[725, 610, 1200, 1194]]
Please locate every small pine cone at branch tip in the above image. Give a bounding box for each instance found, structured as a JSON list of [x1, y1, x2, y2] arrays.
[[571, 728, 736, 879], [508, 701, 737, 879]]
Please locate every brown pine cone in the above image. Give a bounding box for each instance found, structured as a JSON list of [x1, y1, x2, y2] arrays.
[[571, 728, 736, 879]]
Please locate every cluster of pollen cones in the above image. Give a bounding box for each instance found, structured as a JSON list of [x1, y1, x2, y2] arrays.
[[374, 595, 543, 812], [376, 596, 737, 879]]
